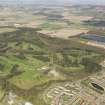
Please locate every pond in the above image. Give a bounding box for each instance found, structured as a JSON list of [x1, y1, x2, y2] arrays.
[[91, 82, 104, 92]]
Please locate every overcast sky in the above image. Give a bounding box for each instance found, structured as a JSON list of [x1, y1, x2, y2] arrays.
[[0, 0, 105, 5]]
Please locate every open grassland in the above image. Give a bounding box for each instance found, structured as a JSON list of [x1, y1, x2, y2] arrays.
[[39, 21, 68, 30]]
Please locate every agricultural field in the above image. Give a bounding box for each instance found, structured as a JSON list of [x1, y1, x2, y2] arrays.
[[38, 28, 88, 39]]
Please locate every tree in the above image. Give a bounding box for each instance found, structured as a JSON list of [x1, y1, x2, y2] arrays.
[[81, 57, 102, 73], [10, 64, 21, 75]]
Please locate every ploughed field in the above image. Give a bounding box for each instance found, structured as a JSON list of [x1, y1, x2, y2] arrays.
[[0, 27, 104, 105]]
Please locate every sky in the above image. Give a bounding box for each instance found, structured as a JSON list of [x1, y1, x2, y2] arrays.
[[0, 0, 105, 5]]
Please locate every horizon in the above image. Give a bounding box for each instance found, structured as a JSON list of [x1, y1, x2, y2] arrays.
[[0, 0, 105, 6]]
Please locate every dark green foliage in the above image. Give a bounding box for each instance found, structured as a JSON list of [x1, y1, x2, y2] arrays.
[[0, 63, 4, 70], [33, 55, 50, 62], [10, 64, 22, 75], [15, 53, 26, 59], [81, 57, 102, 73], [59, 54, 72, 67]]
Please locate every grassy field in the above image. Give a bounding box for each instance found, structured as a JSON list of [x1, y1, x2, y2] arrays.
[[39, 21, 68, 30]]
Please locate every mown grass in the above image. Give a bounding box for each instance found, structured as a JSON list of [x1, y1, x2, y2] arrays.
[[0, 55, 49, 89]]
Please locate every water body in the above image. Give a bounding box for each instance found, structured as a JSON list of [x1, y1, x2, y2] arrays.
[[81, 34, 105, 43]]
